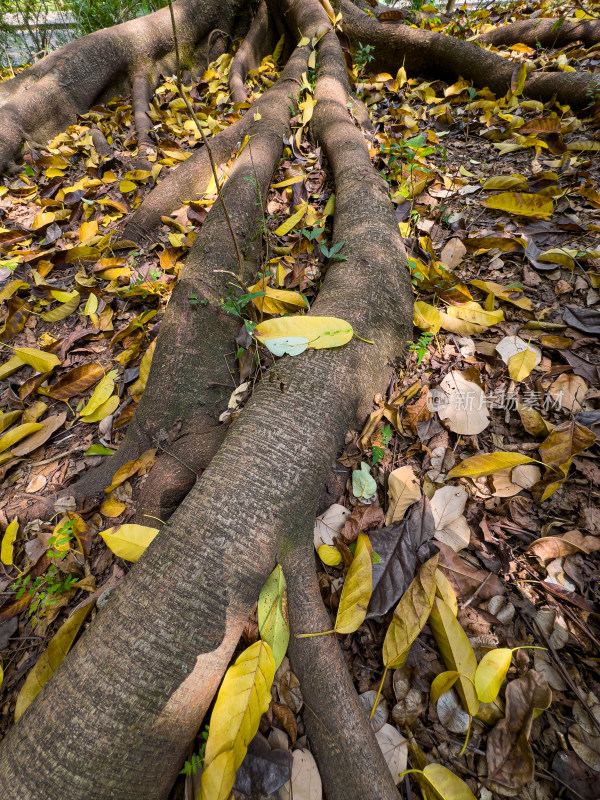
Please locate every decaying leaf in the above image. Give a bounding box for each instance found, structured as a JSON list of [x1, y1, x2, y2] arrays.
[[375, 723, 408, 784], [448, 452, 536, 479], [385, 465, 421, 525], [436, 371, 489, 435], [538, 420, 596, 468], [382, 554, 438, 669], [368, 496, 435, 618], [14, 605, 92, 722], [430, 486, 470, 553], [434, 541, 505, 600], [487, 671, 551, 790], [278, 748, 322, 800], [254, 316, 353, 352]]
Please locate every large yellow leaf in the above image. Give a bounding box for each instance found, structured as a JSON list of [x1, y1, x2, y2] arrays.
[[0, 410, 22, 434], [334, 533, 373, 634], [14, 605, 92, 722], [0, 355, 26, 381], [40, 290, 80, 322], [1, 518, 19, 566], [274, 202, 308, 236], [482, 193, 553, 217], [414, 301, 441, 333], [201, 641, 275, 800], [448, 452, 536, 479], [14, 347, 61, 373], [254, 316, 353, 351], [104, 449, 156, 493], [429, 597, 479, 716], [80, 370, 117, 417], [383, 554, 438, 669], [248, 279, 308, 315], [0, 423, 44, 454], [408, 763, 477, 800], [439, 302, 504, 335], [99, 524, 159, 562]]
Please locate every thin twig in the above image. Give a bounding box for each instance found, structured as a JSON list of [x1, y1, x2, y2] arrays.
[[167, 0, 245, 281]]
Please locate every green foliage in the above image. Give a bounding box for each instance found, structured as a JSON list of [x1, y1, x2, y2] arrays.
[[354, 42, 374, 75], [372, 423, 392, 465], [409, 331, 434, 365], [64, 0, 165, 37], [179, 725, 210, 776]]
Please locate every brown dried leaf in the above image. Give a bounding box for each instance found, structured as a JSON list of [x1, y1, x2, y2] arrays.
[[433, 540, 505, 600]]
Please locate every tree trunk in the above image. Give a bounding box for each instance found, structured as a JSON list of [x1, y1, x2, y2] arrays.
[[1, 0, 599, 796]]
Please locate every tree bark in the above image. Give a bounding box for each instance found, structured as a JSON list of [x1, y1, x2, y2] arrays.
[[0, 2, 413, 795], [477, 17, 600, 48]]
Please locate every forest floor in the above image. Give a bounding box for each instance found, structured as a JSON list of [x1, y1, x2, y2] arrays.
[[1, 1, 600, 798]]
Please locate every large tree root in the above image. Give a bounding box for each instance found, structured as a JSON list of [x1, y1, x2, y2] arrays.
[[285, 543, 400, 800], [0, 1, 412, 795], [229, 0, 278, 103], [340, 0, 599, 106], [20, 44, 308, 526], [477, 17, 600, 48], [0, 0, 249, 173]]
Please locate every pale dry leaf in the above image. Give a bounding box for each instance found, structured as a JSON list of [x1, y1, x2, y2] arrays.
[[434, 514, 471, 552], [437, 689, 471, 734], [278, 749, 322, 800], [549, 374, 587, 414], [374, 723, 408, 785], [491, 464, 542, 497], [314, 503, 351, 549], [436, 371, 489, 434], [430, 486, 467, 530], [385, 466, 421, 525]]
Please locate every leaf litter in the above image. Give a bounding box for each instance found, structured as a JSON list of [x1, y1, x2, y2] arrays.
[[1, 2, 600, 798]]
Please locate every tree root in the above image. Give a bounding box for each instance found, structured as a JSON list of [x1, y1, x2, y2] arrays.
[[340, 0, 599, 107], [132, 71, 156, 149], [0, 0, 244, 173], [285, 543, 400, 800], [477, 17, 600, 48], [0, 2, 412, 795], [229, 0, 277, 103]]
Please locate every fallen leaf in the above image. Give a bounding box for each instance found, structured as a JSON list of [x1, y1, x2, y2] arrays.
[[254, 316, 353, 352], [548, 373, 587, 414], [434, 541, 505, 599], [99, 523, 159, 562], [258, 565, 289, 670], [14, 605, 92, 722], [448, 452, 536, 479], [314, 503, 351, 549], [368, 496, 436, 618], [334, 533, 373, 634], [352, 462, 377, 501], [278, 748, 322, 800], [13, 347, 61, 373], [385, 465, 421, 525], [475, 648, 514, 703], [482, 192, 553, 217], [202, 641, 275, 800], [437, 688, 470, 734], [0, 422, 44, 454], [563, 307, 600, 336], [436, 371, 489, 435], [538, 420, 596, 468], [100, 497, 127, 518], [487, 671, 552, 790], [1, 519, 19, 566], [39, 363, 106, 400], [375, 724, 408, 784], [10, 412, 67, 456]]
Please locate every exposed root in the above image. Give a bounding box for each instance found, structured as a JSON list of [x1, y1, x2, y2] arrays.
[[0, 2, 413, 793], [477, 17, 600, 48], [340, 0, 599, 106], [0, 0, 242, 173], [132, 71, 156, 148], [285, 543, 400, 800], [229, 0, 277, 103]]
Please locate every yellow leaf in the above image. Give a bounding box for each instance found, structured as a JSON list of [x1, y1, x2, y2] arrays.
[[274, 202, 308, 236], [439, 301, 504, 335], [417, 763, 477, 800], [78, 394, 119, 422], [482, 192, 553, 217], [271, 175, 305, 188], [32, 211, 56, 229], [247, 279, 308, 315], [482, 175, 528, 191], [128, 339, 156, 397], [301, 95, 314, 126], [201, 641, 275, 800], [385, 465, 421, 525], [0, 356, 26, 381], [429, 597, 479, 716], [119, 180, 137, 193], [414, 301, 441, 333], [430, 670, 459, 704], [0, 423, 44, 454], [508, 348, 536, 382], [1, 518, 19, 566], [0, 410, 22, 433], [334, 533, 373, 634], [100, 497, 127, 518], [318, 544, 342, 566], [14, 605, 92, 722], [474, 648, 513, 704], [448, 452, 536, 479], [435, 568, 457, 616], [80, 370, 117, 417], [84, 293, 99, 316], [383, 555, 438, 669], [99, 523, 159, 562], [41, 291, 80, 322], [254, 315, 353, 351], [104, 448, 156, 493], [14, 347, 61, 373]]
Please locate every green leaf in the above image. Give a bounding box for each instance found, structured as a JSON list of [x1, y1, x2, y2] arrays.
[[352, 462, 377, 501], [85, 444, 115, 456], [257, 565, 289, 670]]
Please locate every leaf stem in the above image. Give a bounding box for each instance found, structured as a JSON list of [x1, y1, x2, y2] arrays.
[[369, 665, 387, 719], [295, 629, 334, 638]]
